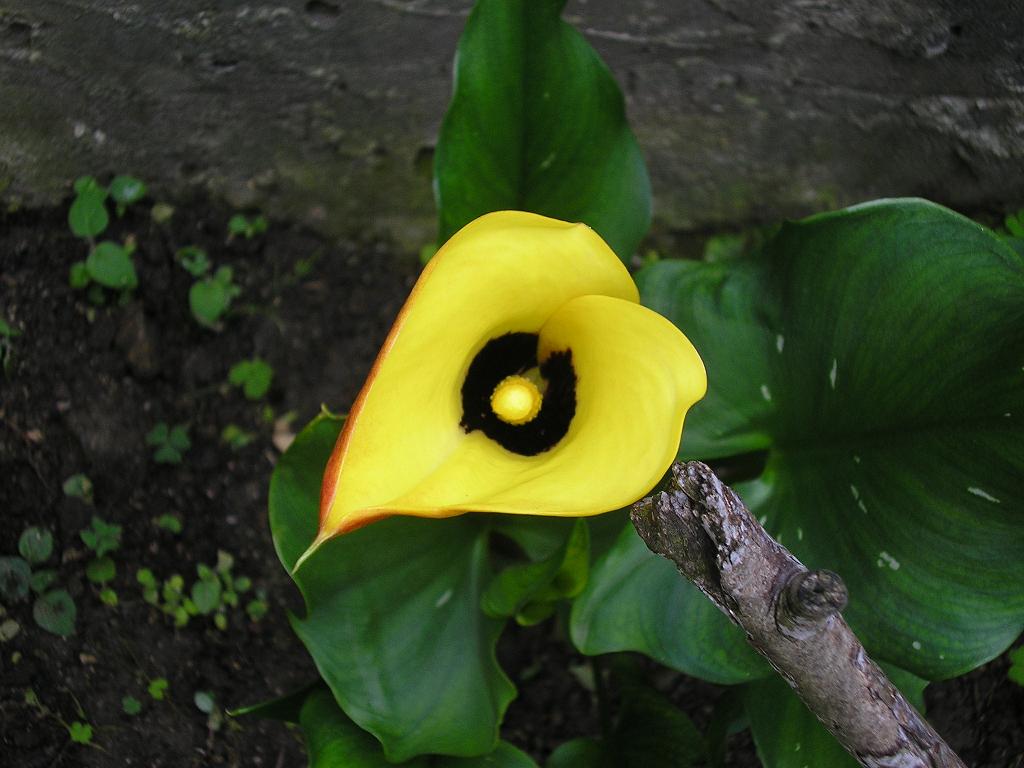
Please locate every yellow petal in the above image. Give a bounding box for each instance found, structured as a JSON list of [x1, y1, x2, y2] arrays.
[[317, 211, 637, 542], [380, 294, 706, 517]]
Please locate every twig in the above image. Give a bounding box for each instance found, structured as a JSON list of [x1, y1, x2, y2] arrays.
[[630, 461, 966, 768]]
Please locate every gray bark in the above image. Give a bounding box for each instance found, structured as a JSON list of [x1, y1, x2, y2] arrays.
[[632, 461, 966, 768], [1, 1, 1022, 249]]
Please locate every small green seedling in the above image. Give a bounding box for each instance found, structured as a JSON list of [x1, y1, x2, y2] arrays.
[[80, 516, 122, 558], [68, 177, 109, 239], [176, 246, 211, 277], [146, 422, 191, 464], [228, 358, 273, 400], [221, 424, 255, 450], [122, 695, 142, 716], [19, 527, 53, 564], [153, 514, 183, 534], [148, 678, 169, 701], [227, 213, 268, 240], [190, 266, 241, 327], [108, 175, 147, 216], [68, 721, 93, 745], [139, 551, 259, 629], [150, 202, 175, 224], [1003, 209, 1024, 239], [62, 473, 94, 505], [194, 689, 224, 731], [0, 614, 20, 642], [3, 527, 76, 637]]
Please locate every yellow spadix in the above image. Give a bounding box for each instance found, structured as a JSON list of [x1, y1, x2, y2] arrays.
[[296, 211, 706, 570]]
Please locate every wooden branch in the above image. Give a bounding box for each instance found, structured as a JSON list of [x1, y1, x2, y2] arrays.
[[630, 461, 966, 768]]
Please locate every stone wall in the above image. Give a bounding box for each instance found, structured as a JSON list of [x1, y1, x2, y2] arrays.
[[1, 0, 1021, 250]]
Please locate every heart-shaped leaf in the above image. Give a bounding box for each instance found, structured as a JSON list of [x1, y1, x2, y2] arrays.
[[435, 0, 650, 260], [571, 525, 768, 684], [270, 413, 516, 761], [636, 199, 1024, 679]]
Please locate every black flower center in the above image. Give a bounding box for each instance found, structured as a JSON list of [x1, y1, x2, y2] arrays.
[[460, 332, 576, 456]]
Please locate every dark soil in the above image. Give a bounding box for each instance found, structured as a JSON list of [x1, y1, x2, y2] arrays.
[[1, 200, 1021, 767]]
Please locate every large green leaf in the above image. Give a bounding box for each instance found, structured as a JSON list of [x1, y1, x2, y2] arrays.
[[298, 687, 538, 768], [570, 525, 769, 684], [269, 413, 516, 761], [637, 199, 1024, 679], [434, 0, 650, 260], [741, 665, 928, 768]]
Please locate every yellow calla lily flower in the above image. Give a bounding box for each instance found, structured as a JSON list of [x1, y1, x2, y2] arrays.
[[298, 211, 706, 568]]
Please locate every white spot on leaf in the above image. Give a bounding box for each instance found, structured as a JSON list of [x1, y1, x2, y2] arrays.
[[878, 551, 900, 570], [853, 454, 861, 464], [967, 486, 1000, 504], [760, 384, 772, 402], [829, 359, 838, 389], [776, 334, 785, 353], [850, 484, 859, 501], [858, 499, 868, 514], [912, 640, 922, 650], [434, 589, 453, 608], [796, 527, 803, 541]]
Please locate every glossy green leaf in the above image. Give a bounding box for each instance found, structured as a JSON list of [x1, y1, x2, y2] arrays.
[[270, 413, 516, 761], [298, 687, 538, 768], [639, 199, 1024, 679], [742, 665, 927, 768], [435, 0, 650, 260], [571, 525, 768, 684]]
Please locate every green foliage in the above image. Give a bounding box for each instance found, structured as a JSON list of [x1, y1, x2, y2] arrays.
[[271, 414, 517, 760], [146, 422, 191, 464], [0, 557, 31, 602], [289, 686, 537, 768], [228, 358, 274, 400], [109, 174, 147, 216], [153, 514, 183, 534], [623, 199, 1024, 681], [147, 678, 169, 701], [33, 589, 76, 637], [190, 266, 241, 327], [483, 518, 589, 626], [84, 240, 138, 290], [68, 177, 109, 238], [434, 0, 650, 261], [99, 588, 118, 607], [18, 527, 53, 565], [221, 423, 255, 449], [1008, 646, 1024, 686], [176, 245, 211, 277], [62, 473, 94, 504], [80, 516, 122, 558], [85, 556, 115, 584], [227, 213, 268, 239], [29, 569, 57, 594], [138, 552, 255, 629], [122, 695, 142, 715], [68, 720, 93, 745]]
